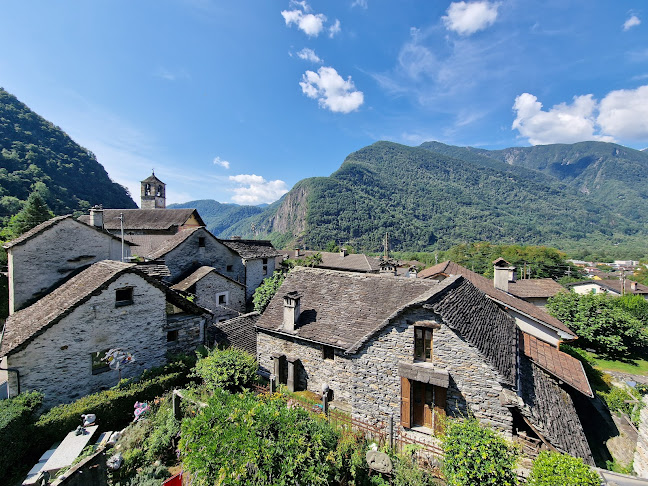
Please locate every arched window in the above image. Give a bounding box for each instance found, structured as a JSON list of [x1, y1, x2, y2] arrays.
[[156, 185, 162, 197], [145, 183, 151, 196]]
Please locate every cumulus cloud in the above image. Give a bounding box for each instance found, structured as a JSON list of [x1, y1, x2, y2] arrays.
[[229, 174, 289, 205], [512, 87, 648, 145], [281, 1, 327, 37], [442, 1, 500, 35], [598, 86, 648, 140], [213, 156, 230, 169], [300, 66, 364, 113], [623, 15, 641, 31], [329, 19, 341, 38], [297, 48, 322, 63]]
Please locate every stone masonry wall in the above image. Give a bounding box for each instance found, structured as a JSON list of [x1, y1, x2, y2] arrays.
[[350, 308, 513, 437], [195, 272, 246, 316], [635, 395, 648, 478], [163, 228, 245, 284], [257, 331, 354, 405], [7, 273, 184, 408], [245, 258, 276, 302], [8, 218, 128, 313]]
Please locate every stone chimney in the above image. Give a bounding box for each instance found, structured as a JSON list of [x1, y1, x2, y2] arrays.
[[340, 248, 348, 257], [408, 266, 418, 278], [283, 291, 302, 332], [631, 281, 638, 291], [294, 248, 302, 257], [89, 205, 104, 229], [493, 258, 516, 293]]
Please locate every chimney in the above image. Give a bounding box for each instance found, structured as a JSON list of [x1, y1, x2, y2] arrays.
[[294, 248, 302, 257], [408, 266, 418, 278], [340, 248, 348, 257], [231, 236, 242, 240], [493, 259, 516, 293], [283, 291, 302, 332], [631, 281, 638, 291], [89, 205, 104, 229]]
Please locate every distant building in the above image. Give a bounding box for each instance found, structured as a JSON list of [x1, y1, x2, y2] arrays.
[[140, 171, 166, 209], [567, 279, 648, 300]]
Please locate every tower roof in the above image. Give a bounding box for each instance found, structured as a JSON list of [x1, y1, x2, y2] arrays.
[[141, 172, 164, 184]]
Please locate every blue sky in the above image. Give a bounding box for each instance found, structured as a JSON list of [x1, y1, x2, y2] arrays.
[[1, 1, 647, 206]]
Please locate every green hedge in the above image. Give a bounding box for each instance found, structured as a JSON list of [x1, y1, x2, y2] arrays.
[[528, 451, 600, 486], [0, 391, 43, 480]]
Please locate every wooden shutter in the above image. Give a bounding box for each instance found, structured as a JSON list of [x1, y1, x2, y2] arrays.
[[401, 377, 412, 428], [433, 386, 447, 435]]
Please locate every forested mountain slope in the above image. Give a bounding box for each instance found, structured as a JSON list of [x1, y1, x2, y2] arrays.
[[168, 199, 264, 236], [221, 141, 647, 254], [0, 88, 136, 226]]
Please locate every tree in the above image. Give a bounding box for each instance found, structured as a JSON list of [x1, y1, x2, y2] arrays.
[[1, 188, 53, 239], [546, 291, 648, 358], [527, 451, 600, 486], [192, 347, 258, 393]]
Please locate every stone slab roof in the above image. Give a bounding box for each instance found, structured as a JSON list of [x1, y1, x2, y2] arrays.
[[567, 279, 648, 296], [172, 266, 244, 291], [141, 172, 164, 184], [3, 215, 128, 250], [0, 260, 210, 358], [507, 278, 566, 299], [520, 331, 593, 397], [418, 261, 576, 340], [282, 250, 381, 273], [124, 234, 178, 258], [519, 355, 594, 465], [213, 312, 260, 356], [145, 227, 201, 260], [220, 239, 281, 259], [134, 262, 171, 279], [79, 208, 204, 231]]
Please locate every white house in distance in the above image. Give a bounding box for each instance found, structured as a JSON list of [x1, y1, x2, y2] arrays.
[[567, 279, 648, 300]]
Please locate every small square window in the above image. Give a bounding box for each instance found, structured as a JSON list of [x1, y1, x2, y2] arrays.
[[217, 292, 229, 306], [91, 350, 110, 375], [414, 327, 433, 362], [115, 287, 133, 306], [198, 237, 206, 248], [262, 258, 268, 264], [167, 330, 179, 342], [226, 265, 233, 272], [323, 345, 335, 361]]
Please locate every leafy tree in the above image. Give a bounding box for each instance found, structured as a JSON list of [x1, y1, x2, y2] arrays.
[[546, 292, 648, 358], [252, 272, 286, 312], [1, 188, 53, 239], [616, 293, 648, 323], [632, 260, 648, 286], [527, 451, 600, 486], [442, 417, 519, 486], [192, 347, 258, 393]]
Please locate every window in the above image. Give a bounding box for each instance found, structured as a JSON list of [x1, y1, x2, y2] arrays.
[[198, 237, 206, 248], [217, 292, 229, 306], [115, 287, 133, 307], [263, 265, 268, 275], [226, 265, 233, 272], [91, 350, 110, 375], [414, 327, 433, 362], [144, 183, 151, 196], [323, 345, 335, 361], [167, 330, 179, 342], [262, 258, 268, 264]]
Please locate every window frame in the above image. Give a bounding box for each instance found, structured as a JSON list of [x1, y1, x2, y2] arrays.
[[167, 330, 179, 343], [216, 291, 229, 306], [115, 287, 134, 307], [414, 326, 433, 362]]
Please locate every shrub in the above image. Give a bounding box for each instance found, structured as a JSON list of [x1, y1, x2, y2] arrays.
[[252, 272, 286, 312], [192, 347, 258, 393], [599, 385, 644, 427], [0, 391, 43, 483], [179, 389, 340, 485], [441, 417, 518, 486], [527, 451, 600, 486]]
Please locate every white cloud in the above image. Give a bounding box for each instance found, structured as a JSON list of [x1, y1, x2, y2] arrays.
[[213, 156, 230, 169], [228, 174, 289, 205], [351, 0, 368, 8], [281, 2, 327, 37], [329, 19, 341, 38], [598, 86, 648, 141], [154, 67, 190, 81], [297, 48, 322, 63], [299, 66, 364, 113], [623, 15, 641, 31], [442, 1, 500, 36]]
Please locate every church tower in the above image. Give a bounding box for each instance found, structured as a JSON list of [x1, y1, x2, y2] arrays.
[[141, 172, 166, 209]]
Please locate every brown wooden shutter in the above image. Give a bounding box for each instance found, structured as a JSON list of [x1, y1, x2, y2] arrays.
[[433, 386, 447, 435], [401, 377, 411, 428]]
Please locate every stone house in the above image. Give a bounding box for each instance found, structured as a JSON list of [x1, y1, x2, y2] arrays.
[[281, 249, 381, 273], [221, 239, 281, 303], [567, 279, 648, 300], [256, 267, 594, 463], [171, 265, 246, 322], [0, 260, 210, 408], [418, 260, 577, 347], [3, 215, 133, 314]]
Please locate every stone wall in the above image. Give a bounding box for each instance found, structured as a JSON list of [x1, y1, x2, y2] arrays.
[[195, 272, 246, 316], [244, 258, 276, 302], [257, 307, 513, 438], [163, 228, 245, 284], [8, 218, 128, 313], [6, 273, 202, 408], [635, 395, 648, 478]]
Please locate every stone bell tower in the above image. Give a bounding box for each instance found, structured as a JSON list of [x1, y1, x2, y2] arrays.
[[141, 171, 166, 209]]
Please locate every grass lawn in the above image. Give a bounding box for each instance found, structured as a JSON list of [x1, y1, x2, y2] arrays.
[[582, 350, 648, 376]]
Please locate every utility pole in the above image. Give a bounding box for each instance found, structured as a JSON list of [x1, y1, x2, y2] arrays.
[[119, 212, 125, 262], [384, 232, 389, 259], [621, 267, 626, 296]]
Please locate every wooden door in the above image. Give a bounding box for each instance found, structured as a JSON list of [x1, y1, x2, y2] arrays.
[[413, 381, 426, 426]]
